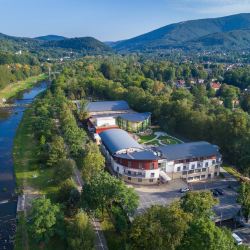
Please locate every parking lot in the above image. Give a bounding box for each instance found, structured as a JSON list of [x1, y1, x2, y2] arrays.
[[128, 177, 240, 220]]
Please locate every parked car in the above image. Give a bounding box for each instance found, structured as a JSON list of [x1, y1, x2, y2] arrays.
[[232, 233, 243, 245], [215, 188, 224, 195], [180, 187, 190, 193], [211, 189, 219, 197]]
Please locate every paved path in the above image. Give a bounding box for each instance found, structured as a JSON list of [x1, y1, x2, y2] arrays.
[[72, 166, 108, 250]]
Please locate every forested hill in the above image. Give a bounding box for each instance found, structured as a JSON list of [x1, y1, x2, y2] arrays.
[[35, 35, 67, 41], [0, 33, 111, 54], [43, 37, 112, 52], [113, 13, 250, 52]]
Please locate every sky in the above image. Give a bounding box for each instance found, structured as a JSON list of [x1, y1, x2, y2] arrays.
[[1, 0, 250, 41]]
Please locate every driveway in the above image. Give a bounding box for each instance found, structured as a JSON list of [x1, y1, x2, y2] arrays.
[[129, 177, 240, 221]]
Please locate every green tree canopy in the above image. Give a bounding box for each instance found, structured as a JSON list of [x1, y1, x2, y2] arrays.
[[130, 203, 191, 250], [81, 142, 105, 183], [180, 191, 218, 218], [66, 211, 95, 250], [29, 197, 62, 244]]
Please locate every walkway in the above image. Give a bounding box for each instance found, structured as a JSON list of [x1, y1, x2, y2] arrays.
[[72, 164, 108, 250]]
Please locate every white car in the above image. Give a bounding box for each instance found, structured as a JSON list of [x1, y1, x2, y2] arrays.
[[180, 187, 190, 193], [232, 233, 243, 245]]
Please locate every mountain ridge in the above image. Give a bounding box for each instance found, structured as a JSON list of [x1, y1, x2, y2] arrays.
[[112, 13, 250, 52]]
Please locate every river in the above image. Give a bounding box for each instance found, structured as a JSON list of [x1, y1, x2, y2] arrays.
[[0, 81, 48, 250]]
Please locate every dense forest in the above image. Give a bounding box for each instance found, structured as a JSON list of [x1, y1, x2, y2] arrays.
[[51, 56, 250, 175]]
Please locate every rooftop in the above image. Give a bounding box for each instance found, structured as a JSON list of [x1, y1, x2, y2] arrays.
[[117, 150, 158, 161], [99, 128, 143, 154], [156, 141, 220, 161], [118, 112, 151, 122], [86, 100, 130, 112]]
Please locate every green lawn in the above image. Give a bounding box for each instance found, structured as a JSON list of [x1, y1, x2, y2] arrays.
[[223, 165, 241, 179], [138, 134, 157, 143], [158, 135, 182, 145], [0, 74, 47, 100]]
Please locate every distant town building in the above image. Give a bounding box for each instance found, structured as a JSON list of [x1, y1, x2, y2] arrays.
[[210, 82, 221, 91]]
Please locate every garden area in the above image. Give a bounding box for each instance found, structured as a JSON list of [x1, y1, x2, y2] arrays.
[[137, 131, 183, 146]]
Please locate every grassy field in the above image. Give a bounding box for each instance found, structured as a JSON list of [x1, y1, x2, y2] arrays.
[[13, 108, 64, 250], [138, 134, 157, 143], [0, 74, 47, 100], [223, 165, 242, 179]]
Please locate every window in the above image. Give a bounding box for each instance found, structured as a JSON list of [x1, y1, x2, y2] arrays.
[[128, 171, 131, 175], [202, 168, 207, 172], [214, 172, 218, 177], [150, 163, 154, 170], [205, 162, 209, 167], [138, 162, 143, 169], [149, 179, 154, 182], [188, 170, 194, 174], [188, 177, 193, 181], [215, 165, 219, 169], [128, 161, 131, 168], [182, 171, 187, 175], [201, 175, 206, 179], [195, 169, 201, 173], [183, 166, 187, 170], [116, 167, 119, 172], [194, 176, 200, 180], [191, 164, 195, 170], [177, 166, 181, 172], [151, 173, 155, 177], [128, 177, 131, 180], [137, 172, 142, 176], [138, 178, 142, 182], [212, 160, 216, 164]]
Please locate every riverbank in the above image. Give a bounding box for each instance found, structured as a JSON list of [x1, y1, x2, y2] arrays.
[[13, 108, 64, 250], [0, 74, 47, 101]]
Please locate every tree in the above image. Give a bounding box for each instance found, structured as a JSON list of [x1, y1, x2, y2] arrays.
[[180, 191, 218, 218], [129, 203, 191, 250], [47, 135, 67, 167], [29, 197, 62, 244], [66, 211, 95, 250], [82, 171, 139, 216], [57, 179, 80, 215], [238, 182, 250, 222], [178, 218, 238, 250], [81, 142, 105, 183], [53, 159, 75, 184]]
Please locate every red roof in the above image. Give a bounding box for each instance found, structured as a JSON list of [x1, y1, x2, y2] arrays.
[[211, 82, 221, 89]]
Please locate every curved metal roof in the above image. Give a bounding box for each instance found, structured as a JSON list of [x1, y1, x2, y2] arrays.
[[99, 129, 143, 154], [117, 150, 158, 161], [118, 112, 151, 122], [87, 100, 130, 112]]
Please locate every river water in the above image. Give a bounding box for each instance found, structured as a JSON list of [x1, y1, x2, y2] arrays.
[[0, 81, 48, 249]]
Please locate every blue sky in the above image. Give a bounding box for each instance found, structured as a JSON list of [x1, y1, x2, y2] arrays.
[[1, 0, 250, 41]]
